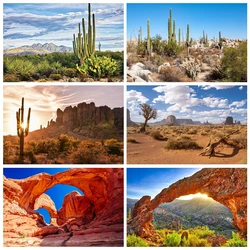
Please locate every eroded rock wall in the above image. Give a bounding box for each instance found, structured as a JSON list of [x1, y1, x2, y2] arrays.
[[3, 168, 124, 246]]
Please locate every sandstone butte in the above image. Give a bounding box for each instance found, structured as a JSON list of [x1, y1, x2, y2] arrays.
[[128, 168, 247, 241], [3, 168, 124, 247]]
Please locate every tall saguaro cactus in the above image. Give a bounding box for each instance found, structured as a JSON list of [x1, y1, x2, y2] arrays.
[[168, 8, 172, 41], [73, 3, 96, 64], [16, 97, 31, 157], [147, 19, 152, 58], [219, 31, 222, 49]]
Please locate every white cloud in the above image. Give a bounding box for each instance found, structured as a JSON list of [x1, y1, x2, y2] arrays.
[[239, 86, 243, 90], [229, 100, 246, 108], [203, 97, 228, 108], [200, 85, 235, 90]]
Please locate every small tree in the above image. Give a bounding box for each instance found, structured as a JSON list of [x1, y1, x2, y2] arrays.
[[139, 103, 157, 132]]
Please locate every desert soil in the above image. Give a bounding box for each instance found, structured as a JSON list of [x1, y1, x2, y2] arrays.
[[127, 133, 247, 164]]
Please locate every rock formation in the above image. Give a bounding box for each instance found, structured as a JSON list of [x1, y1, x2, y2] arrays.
[[166, 115, 179, 125], [128, 168, 247, 241], [225, 116, 234, 125], [4, 168, 123, 246], [127, 109, 138, 127], [28, 102, 123, 141]]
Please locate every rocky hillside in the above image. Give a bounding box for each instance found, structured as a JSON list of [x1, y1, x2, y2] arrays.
[[4, 43, 73, 56], [127, 197, 234, 237], [4, 168, 124, 246], [26, 102, 123, 141]]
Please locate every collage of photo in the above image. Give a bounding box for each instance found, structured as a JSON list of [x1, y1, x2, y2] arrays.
[[2, 2, 248, 248]]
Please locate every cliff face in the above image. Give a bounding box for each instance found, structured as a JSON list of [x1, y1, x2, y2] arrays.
[[4, 168, 124, 246], [54, 102, 122, 129], [128, 168, 247, 241]]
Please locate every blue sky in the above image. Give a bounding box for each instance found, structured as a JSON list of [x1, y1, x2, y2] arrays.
[[127, 4, 247, 40], [3, 85, 124, 135], [3, 3, 124, 51], [127, 168, 201, 199], [127, 85, 247, 124], [4, 168, 84, 224]]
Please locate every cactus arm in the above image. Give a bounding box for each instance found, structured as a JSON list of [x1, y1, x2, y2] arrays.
[[25, 108, 31, 136]]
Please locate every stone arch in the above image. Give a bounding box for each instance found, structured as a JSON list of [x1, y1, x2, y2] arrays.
[[128, 168, 247, 240], [34, 193, 57, 225]]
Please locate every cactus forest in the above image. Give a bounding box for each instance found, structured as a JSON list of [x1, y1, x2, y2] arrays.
[[3, 3, 124, 82], [127, 4, 247, 82]]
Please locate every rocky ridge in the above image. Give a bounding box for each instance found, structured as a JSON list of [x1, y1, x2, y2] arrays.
[[4, 168, 124, 246]]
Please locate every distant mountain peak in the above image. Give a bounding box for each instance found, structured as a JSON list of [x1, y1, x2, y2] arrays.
[[4, 42, 73, 56]]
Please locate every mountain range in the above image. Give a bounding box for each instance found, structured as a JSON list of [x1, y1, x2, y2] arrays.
[[4, 43, 73, 56], [127, 197, 235, 238]]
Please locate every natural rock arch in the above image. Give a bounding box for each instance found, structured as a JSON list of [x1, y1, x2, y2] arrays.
[[4, 168, 124, 246], [128, 168, 247, 240]]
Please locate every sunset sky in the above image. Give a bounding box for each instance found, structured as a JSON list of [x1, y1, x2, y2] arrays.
[[4, 3, 124, 51], [127, 85, 247, 124], [3, 85, 123, 135]]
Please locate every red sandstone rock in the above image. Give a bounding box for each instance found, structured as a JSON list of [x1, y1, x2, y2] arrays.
[[3, 168, 123, 247], [128, 168, 247, 240]]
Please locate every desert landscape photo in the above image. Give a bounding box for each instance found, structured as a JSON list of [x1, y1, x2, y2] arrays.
[[3, 3, 124, 82], [127, 85, 247, 164], [3, 168, 124, 246], [127, 3, 247, 82], [127, 168, 247, 247], [3, 85, 124, 164]]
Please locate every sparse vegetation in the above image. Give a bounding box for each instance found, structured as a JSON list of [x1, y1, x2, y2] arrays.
[[165, 138, 202, 150], [127, 234, 149, 247], [127, 226, 247, 247], [4, 134, 123, 164]]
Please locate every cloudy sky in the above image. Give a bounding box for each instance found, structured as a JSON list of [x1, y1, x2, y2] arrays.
[[3, 85, 123, 135], [127, 85, 247, 125], [127, 168, 201, 199], [3, 3, 124, 51]]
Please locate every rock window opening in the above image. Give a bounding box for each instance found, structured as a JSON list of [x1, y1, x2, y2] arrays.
[[152, 193, 235, 239], [34, 184, 84, 225]]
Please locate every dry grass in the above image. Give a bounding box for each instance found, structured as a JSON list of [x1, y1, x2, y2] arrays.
[[165, 138, 202, 150]]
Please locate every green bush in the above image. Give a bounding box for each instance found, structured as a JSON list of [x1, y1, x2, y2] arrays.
[[104, 139, 123, 156], [64, 68, 78, 77], [225, 232, 247, 247], [220, 42, 247, 82], [163, 232, 181, 246], [163, 41, 184, 56], [127, 234, 149, 247]]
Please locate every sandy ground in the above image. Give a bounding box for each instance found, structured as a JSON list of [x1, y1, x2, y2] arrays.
[[127, 133, 247, 164]]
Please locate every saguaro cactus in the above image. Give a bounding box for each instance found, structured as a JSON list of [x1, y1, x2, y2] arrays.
[[73, 3, 96, 64], [168, 8, 173, 41], [219, 31, 222, 49], [98, 42, 101, 52], [147, 19, 152, 58], [16, 97, 31, 157], [178, 28, 181, 45]]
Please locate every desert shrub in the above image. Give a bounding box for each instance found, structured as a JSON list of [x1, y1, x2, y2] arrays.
[[127, 138, 138, 143], [163, 232, 181, 246], [190, 226, 215, 239], [150, 131, 167, 140], [127, 54, 141, 67], [137, 41, 147, 56], [186, 129, 197, 135], [220, 42, 247, 82], [165, 138, 202, 150], [163, 41, 184, 56], [68, 140, 107, 164], [58, 134, 79, 152], [224, 232, 247, 247], [77, 55, 118, 78], [64, 68, 78, 78], [127, 234, 149, 247], [201, 131, 208, 136], [188, 234, 210, 247], [3, 73, 21, 82], [4, 57, 35, 80], [35, 138, 60, 158], [181, 135, 191, 140], [104, 139, 123, 156], [49, 73, 62, 80], [160, 66, 192, 82], [37, 60, 53, 77]]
